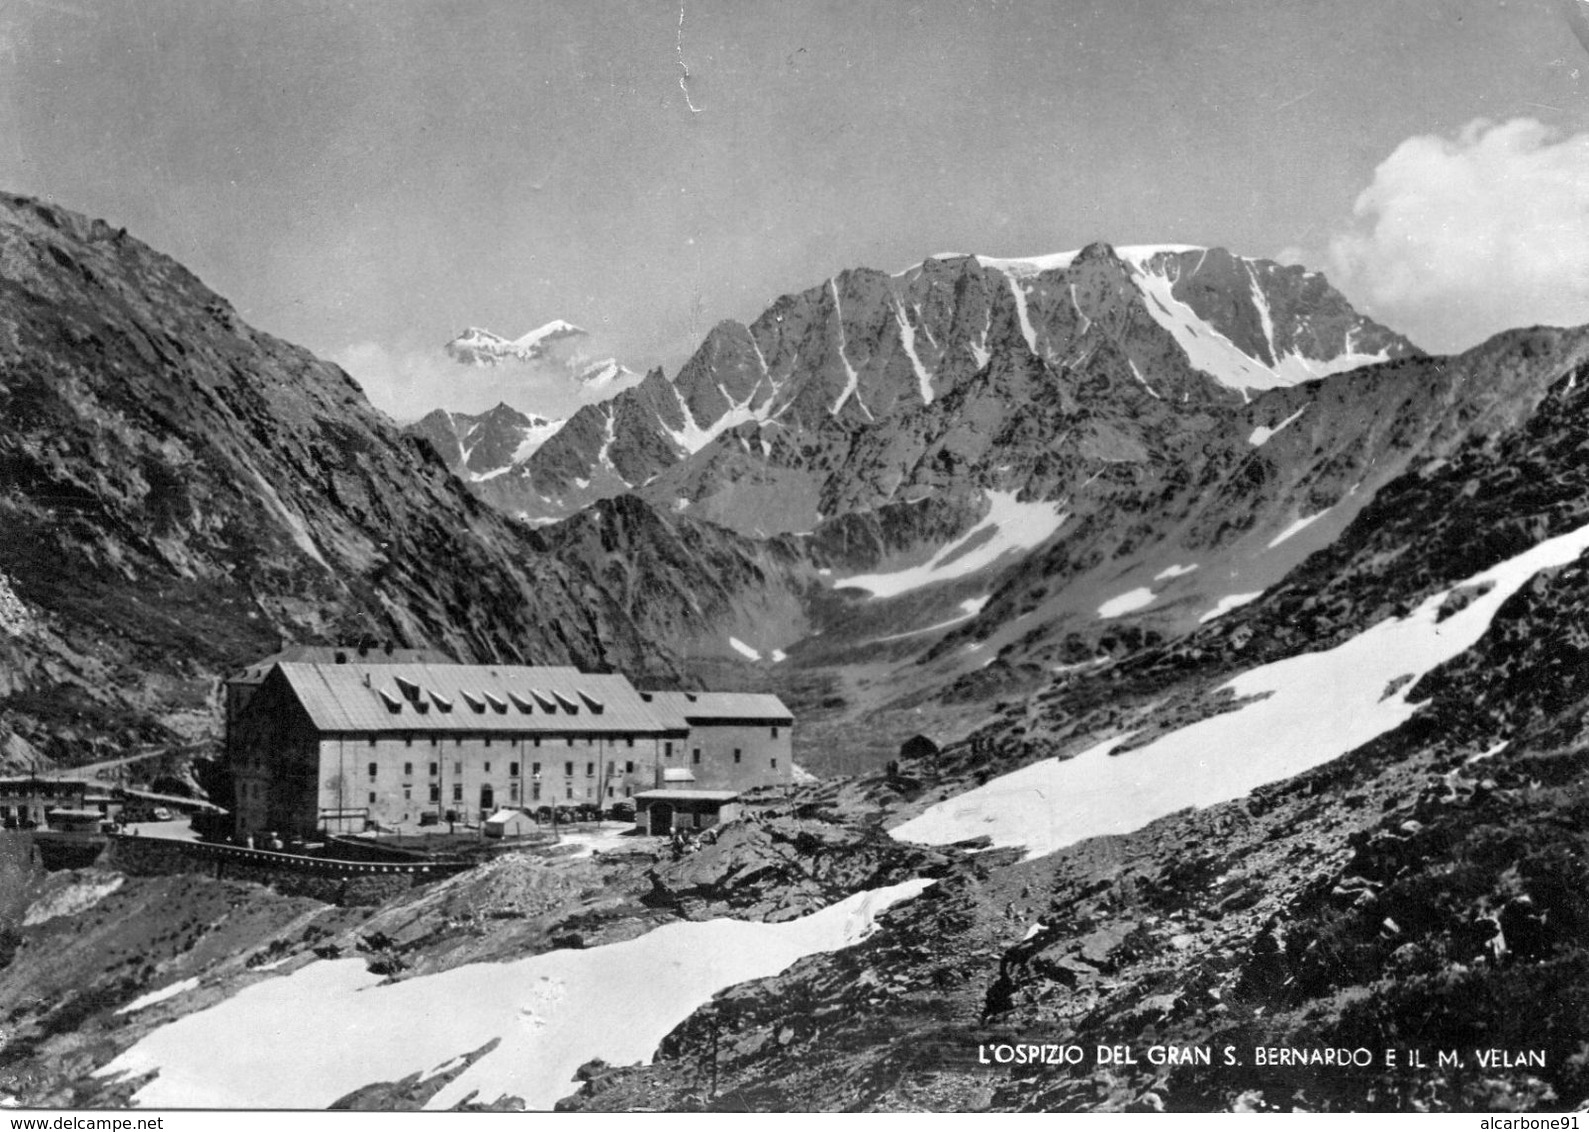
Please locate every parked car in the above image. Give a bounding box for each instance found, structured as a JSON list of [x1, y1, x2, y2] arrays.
[[607, 800, 636, 822]]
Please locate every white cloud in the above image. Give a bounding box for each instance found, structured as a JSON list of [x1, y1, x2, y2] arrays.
[[1327, 118, 1589, 353], [331, 335, 640, 425]]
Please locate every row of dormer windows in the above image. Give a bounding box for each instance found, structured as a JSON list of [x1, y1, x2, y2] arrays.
[[371, 734, 644, 749], [366, 759, 651, 780]]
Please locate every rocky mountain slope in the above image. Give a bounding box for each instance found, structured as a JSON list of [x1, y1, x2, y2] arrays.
[[556, 337, 1589, 1114], [0, 193, 675, 770]]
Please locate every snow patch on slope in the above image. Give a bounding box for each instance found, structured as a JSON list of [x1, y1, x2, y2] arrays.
[[97, 881, 933, 1110], [116, 978, 200, 1016], [1199, 592, 1264, 623], [1249, 406, 1307, 447], [663, 379, 767, 455], [728, 637, 762, 661], [1268, 510, 1330, 549], [894, 516, 1589, 859], [1098, 588, 1155, 619], [508, 418, 566, 464], [895, 302, 934, 404], [836, 492, 1067, 598]]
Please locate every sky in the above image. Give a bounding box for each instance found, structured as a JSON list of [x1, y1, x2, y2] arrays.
[[2, 0, 1588, 421]]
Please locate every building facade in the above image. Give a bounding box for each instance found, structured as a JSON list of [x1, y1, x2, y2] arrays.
[[641, 692, 794, 794], [228, 659, 793, 837]]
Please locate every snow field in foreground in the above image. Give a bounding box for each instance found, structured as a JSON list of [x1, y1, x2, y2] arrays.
[[96, 879, 933, 1110], [837, 491, 1066, 598], [892, 517, 1589, 860]]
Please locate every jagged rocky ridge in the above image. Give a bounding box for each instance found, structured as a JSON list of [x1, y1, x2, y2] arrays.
[[450, 244, 1415, 529]]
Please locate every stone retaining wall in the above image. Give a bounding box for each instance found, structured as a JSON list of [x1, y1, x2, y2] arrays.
[[104, 835, 470, 906]]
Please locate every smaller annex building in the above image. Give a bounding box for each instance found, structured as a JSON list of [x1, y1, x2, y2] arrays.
[[227, 656, 794, 838], [639, 691, 793, 794], [634, 789, 741, 835]]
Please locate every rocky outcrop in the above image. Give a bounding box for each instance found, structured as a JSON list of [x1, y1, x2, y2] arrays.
[[642, 814, 956, 921]]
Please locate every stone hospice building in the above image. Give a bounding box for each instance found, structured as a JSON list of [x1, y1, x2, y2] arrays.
[[226, 653, 792, 837]]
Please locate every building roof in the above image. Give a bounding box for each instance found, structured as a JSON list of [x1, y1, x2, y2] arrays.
[[641, 691, 793, 725], [230, 645, 453, 687], [270, 662, 690, 736], [634, 789, 741, 803]]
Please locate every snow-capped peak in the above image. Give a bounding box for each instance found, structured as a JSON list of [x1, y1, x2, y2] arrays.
[[444, 320, 589, 366]]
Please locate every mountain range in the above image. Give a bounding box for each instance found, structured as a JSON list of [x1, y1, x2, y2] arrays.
[[417, 244, 1411, 526]]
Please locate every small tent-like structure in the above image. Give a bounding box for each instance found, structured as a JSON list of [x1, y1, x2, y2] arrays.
[[483, 808, 537, 839]]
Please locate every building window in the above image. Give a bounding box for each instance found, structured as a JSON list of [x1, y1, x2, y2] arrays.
[[484, 761, 491, 773], [484, 738, 492, 748], [607, 786, 615, 798], [404, 762, 413, 777], [626, 737, 635, 748], [430, 737, 438, 747], [452, 784, 463, 802], [405, 735, 413, 747], [510, 783, 519, 801], [771, 758, 778, 769], [534, 737, 541, 748], [532, 762, 541, 775], [532, 783, 541, 800], [564, 761, 574, 777], [368, 792, 376, 804], [734, 749, 742, 763], [625, 761, 634, 773], [771, 726, 780, 739], [607, 761, 615, 775], [586, 762, 594, 776], [453, 762, 462, 776], [565, 785, 573, 799], [368, 737, 376, 747], [430, 763, 439, 777], [566, 737, 574, 747], [368, 762, 378, 779], [429, 784, 440, 802], [664, 742, 674, 758], [692, 748, 701, 765], [403, 787, 412, 801]]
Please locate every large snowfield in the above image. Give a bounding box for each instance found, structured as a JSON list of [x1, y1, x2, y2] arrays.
[[837, 491, 1066, 598], [893, 517, 1589, 860], [96, 879, 932, 1110]]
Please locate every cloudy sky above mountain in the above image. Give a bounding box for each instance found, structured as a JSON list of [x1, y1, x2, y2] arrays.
[[2, 1, 1586, 418]]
